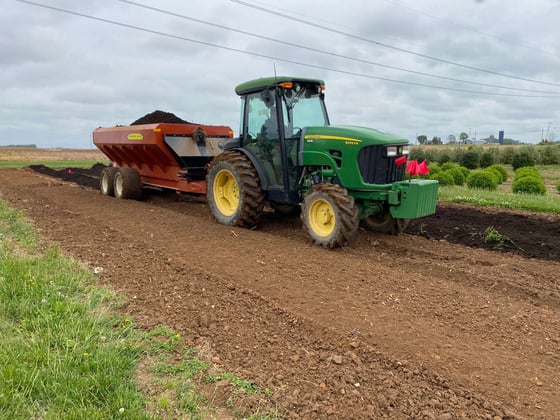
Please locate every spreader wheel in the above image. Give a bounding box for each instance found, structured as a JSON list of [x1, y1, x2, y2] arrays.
[[114, 167, 142, 200], [100, 167, 118, 196], [301, 183, 359, 248], [207, 151, 265, 228]]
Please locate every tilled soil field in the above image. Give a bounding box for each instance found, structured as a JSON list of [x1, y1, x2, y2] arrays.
[[1, 165, 559, 419]]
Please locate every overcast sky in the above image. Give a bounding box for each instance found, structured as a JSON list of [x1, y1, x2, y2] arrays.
[[2, 0, 560, 148]]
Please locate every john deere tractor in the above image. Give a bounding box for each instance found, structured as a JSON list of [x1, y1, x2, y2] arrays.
[[207, 76, 438, 248]]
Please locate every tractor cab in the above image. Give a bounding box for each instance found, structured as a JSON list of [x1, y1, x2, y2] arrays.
[[233, 77, 328, 204]]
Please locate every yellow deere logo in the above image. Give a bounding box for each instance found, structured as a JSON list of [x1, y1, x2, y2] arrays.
[[127, 133, 143, 141]]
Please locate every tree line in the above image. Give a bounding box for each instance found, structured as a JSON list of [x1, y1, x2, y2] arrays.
[[414, 133, 555, 145]]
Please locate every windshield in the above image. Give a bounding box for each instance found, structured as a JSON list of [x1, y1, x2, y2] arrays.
[[281, 86, 329, 136]]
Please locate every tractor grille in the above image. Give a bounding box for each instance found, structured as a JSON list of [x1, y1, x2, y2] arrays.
[[357, 146, 405, 184]]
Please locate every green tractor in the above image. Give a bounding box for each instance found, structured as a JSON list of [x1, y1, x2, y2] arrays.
[[207, 76, 438, 248]]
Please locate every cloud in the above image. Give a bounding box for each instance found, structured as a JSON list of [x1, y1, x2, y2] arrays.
[[1, 0, 559, 148]]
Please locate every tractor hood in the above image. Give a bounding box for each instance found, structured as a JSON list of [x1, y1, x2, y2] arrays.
[[299, 124, 410, 189], [303, 125, 408, 146]]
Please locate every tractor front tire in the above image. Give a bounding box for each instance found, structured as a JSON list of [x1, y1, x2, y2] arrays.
[[100, 166, 118, 196], [114, 167, 142, 200], [301, 183, 359, 248], [361, 206, 410, 235], [207, 151, 265, 228]]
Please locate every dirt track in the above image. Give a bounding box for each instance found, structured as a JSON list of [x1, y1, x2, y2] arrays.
[[1, 166, 559, 419]]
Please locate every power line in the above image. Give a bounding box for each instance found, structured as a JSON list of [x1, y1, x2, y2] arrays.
[[117, 0, 560, 95], [14, 0, 559, 98], [382, 0, 559, 59], [231, 0, 560, 88]]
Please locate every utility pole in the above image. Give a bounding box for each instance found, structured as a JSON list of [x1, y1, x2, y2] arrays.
[[545, 122, 551, 142]]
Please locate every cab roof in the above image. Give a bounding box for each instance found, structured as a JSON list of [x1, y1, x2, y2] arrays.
[[235, 76, 325, 96]]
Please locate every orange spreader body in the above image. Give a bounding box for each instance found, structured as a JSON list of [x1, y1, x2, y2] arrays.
[[93, 123, 233, 194]]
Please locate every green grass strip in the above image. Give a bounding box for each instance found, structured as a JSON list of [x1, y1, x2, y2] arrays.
[[438, 185, 560, 214], [0, 199, 280, 419], [0, 201, 150, 419]]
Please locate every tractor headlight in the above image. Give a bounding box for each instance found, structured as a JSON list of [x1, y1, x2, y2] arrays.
[[387, 146, 397, 156], [402, 145, 410, 155]]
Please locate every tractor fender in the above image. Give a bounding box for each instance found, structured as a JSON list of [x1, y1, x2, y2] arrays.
[[223, 139, 241, 150], [224, 147, 271, 190]]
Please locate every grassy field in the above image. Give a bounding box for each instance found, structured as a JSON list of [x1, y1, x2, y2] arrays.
[[0, 147, 108, 169], [0, 159, 109, 169], [0, 200, 275, 419]]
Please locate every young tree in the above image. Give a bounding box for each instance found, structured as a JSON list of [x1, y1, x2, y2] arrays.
[[417, 135, 428, 145]]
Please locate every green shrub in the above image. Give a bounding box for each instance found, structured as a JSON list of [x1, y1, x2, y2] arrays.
[[460, 148, 481, 169], [445, 167, 466, 186], [440, 162, 457, 171], [557, 179, 560, 193], [515, 166, 542, 180], [486, 167, 504, 184], [459, 166, 470, 179], [450, 148, 465, 165], [466, 170, 498, 190], [409, 148, 426, 162], [512, 176, 546, 195], [423, 148, 441, 163], [487, 164, 508, 183], [539, 145, 560, 165], [512, 147, 537, 170], [430, 171, 454, 186], [498, 147, 516, 165], [428, 164, 442, 175], [437, 152, 452, 166], [480, 151, 496, 168]]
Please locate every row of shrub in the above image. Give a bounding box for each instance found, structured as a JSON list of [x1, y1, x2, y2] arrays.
[[424, 162, 554, 195], [426, 162, 508, 191], [410, 144, 560, 170]]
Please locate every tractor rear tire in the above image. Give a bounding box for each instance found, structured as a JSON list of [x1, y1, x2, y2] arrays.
[[301, 183, 359, 248], [207, 151, 265, 228], [361, 206, 410, 235], [100, 167, 118, 196], [114, 167, 142, 200]]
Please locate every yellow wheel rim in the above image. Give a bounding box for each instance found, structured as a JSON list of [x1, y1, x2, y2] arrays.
[[213, 169, 240, 216], [308, 197, 336, 237]]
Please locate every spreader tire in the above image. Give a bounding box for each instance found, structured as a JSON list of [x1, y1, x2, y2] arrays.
[[207, 151, 265, 228], [114, 167, 142, 200], [100, 166, 118, 196], [301, 183, 359, 248]]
